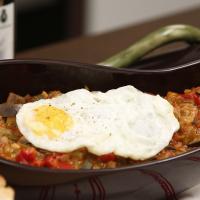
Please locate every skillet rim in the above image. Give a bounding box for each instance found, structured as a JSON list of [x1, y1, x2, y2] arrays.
[[1, 58, 200, 74], [0, 58, 199, 174]]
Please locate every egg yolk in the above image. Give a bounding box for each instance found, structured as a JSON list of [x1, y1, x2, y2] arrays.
[[30, 105, 73, 138]]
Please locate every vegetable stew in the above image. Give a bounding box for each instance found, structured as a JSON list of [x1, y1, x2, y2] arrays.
[[0, 87, 199, 170]]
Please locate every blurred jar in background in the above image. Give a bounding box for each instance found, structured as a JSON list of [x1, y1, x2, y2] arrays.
[[0, 0, 14, 59]]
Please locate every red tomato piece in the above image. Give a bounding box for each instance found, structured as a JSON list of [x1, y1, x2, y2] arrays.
[[99, 153, 116, 162], [182, 93, 200, 105], [44, 155, 74, 169], [16, 148, 36, 164], [193, 95, 200, 105], [32, 159, 45, 167], [56, 161, 74, 169]]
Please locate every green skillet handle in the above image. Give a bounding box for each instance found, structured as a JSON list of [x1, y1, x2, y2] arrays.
[[99, 24, 200, 68]]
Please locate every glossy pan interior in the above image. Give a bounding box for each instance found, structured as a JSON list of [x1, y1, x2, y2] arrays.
[[0, 45, 200, 194]]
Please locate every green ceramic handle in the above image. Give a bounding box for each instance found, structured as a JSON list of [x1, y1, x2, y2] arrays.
[[99, 24, 200, 68]]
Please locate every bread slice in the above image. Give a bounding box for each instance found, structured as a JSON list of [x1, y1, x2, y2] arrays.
[[0, 176, 14, 200]]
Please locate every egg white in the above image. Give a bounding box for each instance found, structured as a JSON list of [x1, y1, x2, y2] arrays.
[[16, 86, 180, 160]]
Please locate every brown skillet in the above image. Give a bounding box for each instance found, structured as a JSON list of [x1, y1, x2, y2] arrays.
[[0, 45, 200, 199]]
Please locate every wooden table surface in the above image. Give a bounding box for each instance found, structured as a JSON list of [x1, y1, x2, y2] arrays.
[[17, 7, 200, 64]]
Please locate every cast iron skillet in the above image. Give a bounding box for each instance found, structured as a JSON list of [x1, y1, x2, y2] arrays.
[[1, 45, 200, 195]]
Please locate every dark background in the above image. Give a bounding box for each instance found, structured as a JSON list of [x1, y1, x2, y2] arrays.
[[15, 0, 85, 52]]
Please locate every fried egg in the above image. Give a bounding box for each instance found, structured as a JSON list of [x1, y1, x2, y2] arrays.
[[16, 86, 180, 160]]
